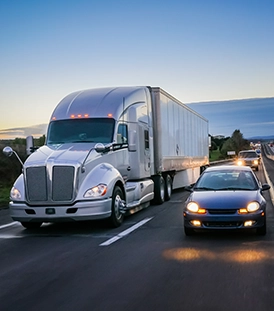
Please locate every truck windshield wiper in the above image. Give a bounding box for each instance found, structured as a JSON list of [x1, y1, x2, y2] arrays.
[[70, 140, 95, 143]]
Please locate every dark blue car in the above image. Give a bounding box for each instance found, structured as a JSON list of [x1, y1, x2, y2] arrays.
[[183, 165, 270, 236]]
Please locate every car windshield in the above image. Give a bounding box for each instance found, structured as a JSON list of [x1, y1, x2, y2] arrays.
[[194, 170, 258, 191], [46, 118, 115, 144], [238, 151, 257, 158]]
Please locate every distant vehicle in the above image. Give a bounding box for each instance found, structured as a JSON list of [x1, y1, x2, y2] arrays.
[[255, 149, 261, 161], [183, 165, 270, 236], [236, 150, 260, 171], [3, 86, 209, 229]]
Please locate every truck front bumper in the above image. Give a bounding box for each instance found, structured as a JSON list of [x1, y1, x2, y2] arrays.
[[9, 198, 112, 223]]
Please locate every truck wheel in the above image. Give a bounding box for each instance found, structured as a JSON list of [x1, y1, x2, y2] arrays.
[[109, 186, 125, 227], [164, 174, 172, 201], [153, 175, 165, 205], [21, 222, 42, 229]]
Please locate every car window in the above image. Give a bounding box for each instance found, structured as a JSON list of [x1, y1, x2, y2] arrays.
[[195, 170, 258, 190], [239, 151, 257, 158]]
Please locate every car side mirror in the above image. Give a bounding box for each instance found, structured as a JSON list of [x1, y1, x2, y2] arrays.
[[261, 183, 270, 191], [184, 185, 194, 192]]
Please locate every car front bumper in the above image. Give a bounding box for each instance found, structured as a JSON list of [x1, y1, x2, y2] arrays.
[[184, 210, 265, 230]]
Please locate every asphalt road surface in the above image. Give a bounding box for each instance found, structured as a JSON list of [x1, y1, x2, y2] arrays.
[[0, 159, 274, 311]]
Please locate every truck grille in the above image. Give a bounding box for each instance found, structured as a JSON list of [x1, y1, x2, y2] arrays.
[[26, 166, 75, 203]]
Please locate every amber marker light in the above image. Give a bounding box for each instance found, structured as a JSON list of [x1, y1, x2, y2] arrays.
[[108, 113, 113, 117], [84, 114, 89, 117], [71, 114, 75, 118]]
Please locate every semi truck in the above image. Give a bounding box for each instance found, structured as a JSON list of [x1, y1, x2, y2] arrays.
[[3, 86, 209, 228]]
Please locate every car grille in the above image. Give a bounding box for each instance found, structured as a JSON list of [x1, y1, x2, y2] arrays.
[[204, 221, 242, 228], [26, 166, 75, 203]]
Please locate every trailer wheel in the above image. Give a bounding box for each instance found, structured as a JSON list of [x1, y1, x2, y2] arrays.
[[21, 222, 42, 229], [153, 175, 165, 205], [109, 186, 124, 227], [164, 174, 172, 201]]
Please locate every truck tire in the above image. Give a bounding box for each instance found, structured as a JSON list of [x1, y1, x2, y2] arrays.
[[164, 174, 172, 201], [21, 222, 42, 229], [109, 186, 125, 227], [153, 175, 165, 205]]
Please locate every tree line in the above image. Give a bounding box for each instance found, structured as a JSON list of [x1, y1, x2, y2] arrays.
[[0, 135, 46, 185], [210, 130, 250, 159]]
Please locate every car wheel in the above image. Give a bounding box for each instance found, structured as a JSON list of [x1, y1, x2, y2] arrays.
[[184, 226, 195, 236], [164, 174, 173, 201], [21, 222, 42, 229], [256, 221, 266, 236], [109, 186, 125, 227]]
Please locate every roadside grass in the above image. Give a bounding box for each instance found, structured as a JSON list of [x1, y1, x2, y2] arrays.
[[209, 149, 222, 162], [0, 184, 10, 208]]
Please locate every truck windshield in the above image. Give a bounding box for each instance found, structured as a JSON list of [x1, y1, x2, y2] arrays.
[[46, 118, 115, 144]]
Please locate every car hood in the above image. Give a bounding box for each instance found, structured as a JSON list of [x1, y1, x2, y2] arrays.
[[188, 190, 262, 209]]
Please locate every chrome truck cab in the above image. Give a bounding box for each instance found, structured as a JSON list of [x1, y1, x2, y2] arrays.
[[3, 87, 155, 229]]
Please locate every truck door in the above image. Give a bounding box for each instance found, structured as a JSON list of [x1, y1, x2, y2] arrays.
[[144, 128, 150, 172], [115, 123, 130, 181]]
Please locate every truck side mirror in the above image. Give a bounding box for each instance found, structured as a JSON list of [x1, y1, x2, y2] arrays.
[[128, 130, 137, 152], [3, 146, 13, 157], [3, 146, 24, 166]]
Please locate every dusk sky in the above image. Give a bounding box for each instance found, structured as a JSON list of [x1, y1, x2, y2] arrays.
[[1, 0, 274, 138]]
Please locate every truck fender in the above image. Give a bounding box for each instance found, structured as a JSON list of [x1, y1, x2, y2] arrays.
[[10, 174, 25, 201], [78, 162, 125, 200]]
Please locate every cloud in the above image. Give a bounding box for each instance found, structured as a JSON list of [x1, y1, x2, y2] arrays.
[[0, 124, 47, 140]]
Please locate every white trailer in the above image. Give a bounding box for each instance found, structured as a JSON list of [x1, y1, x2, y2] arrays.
[[3, 86, 209, 228]]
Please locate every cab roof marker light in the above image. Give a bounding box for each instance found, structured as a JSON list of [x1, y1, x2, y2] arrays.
[[108, 113, 113, 117], [71, 114, 75, 118]]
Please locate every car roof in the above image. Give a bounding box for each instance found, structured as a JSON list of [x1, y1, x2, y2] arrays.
[[205, 165, 253, 172]]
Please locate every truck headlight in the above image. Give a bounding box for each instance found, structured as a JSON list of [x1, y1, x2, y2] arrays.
[[253, 160, 258, 165], [237, 160, 243, 166], [10, 187, 21, 200], [84, 184, 107, 198]]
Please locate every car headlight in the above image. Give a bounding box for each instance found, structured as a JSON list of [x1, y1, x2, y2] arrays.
[[10, 187, 21, 200], [84, 184, 107, 198], [186, 202, 206, 214], [239, 202, 260, 214], [247, 201, 260, 212]]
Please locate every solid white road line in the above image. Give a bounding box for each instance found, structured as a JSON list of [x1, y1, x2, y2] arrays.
[[0, 222, 20, 230], [100, 217, 153, 246]]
